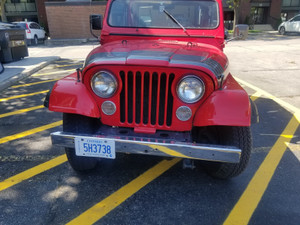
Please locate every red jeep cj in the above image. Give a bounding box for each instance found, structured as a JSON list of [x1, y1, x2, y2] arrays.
[[45, 0, 258, 179]]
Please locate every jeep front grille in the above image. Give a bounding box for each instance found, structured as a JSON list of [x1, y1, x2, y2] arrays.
[[120, 71, 175, 127]]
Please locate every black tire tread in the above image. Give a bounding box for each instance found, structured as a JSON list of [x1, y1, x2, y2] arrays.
[[279, 27, 285, 35], [209, 127, 252, 179], [63, 113, 99, 171]]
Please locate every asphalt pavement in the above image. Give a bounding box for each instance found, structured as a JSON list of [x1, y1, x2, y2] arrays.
[[0, 32, 299, 224]]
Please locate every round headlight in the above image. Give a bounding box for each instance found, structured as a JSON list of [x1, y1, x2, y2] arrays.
[[177, 76, 205, 103], [91, 71, 117, 98]]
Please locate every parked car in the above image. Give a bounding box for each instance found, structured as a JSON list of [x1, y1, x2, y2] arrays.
[[13, 21, 46, 45], [278, 14, 300, 35], [46, 0, 258, 179]]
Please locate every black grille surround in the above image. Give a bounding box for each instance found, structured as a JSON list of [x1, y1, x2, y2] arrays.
[[120, 70, 175, 127]]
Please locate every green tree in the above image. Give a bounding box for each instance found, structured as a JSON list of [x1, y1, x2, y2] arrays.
[[0, 0, 7, 22], [227, 0, 242, 31]]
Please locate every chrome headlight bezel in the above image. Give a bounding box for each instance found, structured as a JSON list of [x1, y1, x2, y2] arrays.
[[91, 71, 118, 98], [176, 75, 205, 104]]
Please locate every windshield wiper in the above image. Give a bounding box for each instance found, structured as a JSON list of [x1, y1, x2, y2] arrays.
[[163, 9, 188, 35]]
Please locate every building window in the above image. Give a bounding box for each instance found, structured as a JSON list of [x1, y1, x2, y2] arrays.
[[282, 0, 300, 6], [252, 7, 268, 24], [7, 0, 36, 3]]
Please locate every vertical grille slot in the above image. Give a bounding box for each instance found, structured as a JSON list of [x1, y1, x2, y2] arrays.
[[120, 71, 126, 123], [135, 72, 142, 124], [151, 73, 158, 125], [120, 70, 174, 127], [166, 73, 175, 126], [158, 73, 167, 125], [127, 71, 133, 123], [143, 72, 150, 124]]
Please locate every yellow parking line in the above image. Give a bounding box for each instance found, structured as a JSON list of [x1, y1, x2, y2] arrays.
[[223, 113, 299, 225], [0, 120, 63, 193], [32, 69, 75, 77], [235, 77, 300, 121], [0, 90, 48, 102], [0, 120, 62, 144], [147, 144, 194, 159], [0, 105, 44, 118], [250, 91, 263, 102], [67, 158, 181, 225], [0, 154, 67, 192], [11, 79, 59, 88], [223, 78, 300, 225]]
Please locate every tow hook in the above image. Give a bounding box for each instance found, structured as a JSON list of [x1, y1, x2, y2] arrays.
[[182, 159, 195, 170]]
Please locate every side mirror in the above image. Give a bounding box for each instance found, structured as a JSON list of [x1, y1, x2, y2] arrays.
[[90, 14, 102, 30], [233, 24, 249, 40]]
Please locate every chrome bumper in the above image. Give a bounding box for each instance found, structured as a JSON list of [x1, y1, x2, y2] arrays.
[[51, 131, 241, 163]]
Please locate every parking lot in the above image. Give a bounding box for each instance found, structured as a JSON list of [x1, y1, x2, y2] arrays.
[[0, 33, 300, 225]]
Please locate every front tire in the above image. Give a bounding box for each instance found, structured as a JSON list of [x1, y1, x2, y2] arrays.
[[63, 113, 100, 171], [279, 26, 286, 35], [193, 126, 252, 179], [33, 35, 38, 45]]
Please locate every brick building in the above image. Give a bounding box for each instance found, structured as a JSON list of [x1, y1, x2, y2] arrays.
[[44, 0, 300, 39], [224, 0, 300, 29], [45, 1, 106, 39], [0, 0, 64, 32], [1, 0, 300, 39]]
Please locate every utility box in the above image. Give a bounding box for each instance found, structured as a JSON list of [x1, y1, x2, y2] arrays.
[[233, 24, 249, 40], [0, 22, 28, 63]]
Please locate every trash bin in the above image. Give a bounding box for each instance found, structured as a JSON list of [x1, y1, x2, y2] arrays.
[[0, 22, 28, 63]]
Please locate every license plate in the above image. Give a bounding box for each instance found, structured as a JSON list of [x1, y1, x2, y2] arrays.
[[74, 137, 115, 159]]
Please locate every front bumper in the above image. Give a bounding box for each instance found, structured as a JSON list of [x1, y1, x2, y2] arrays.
[[51, 131, 241, 163]]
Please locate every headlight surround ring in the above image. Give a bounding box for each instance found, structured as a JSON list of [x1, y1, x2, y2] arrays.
[[176, 75, 205, 104], [91, 71, 118, 98]]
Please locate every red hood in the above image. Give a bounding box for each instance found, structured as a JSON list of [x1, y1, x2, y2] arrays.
[[84, 40, 228, 81]]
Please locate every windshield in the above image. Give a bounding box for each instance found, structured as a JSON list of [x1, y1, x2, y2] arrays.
[[108, 0, 219, 29], [14, 23, 26, 29]]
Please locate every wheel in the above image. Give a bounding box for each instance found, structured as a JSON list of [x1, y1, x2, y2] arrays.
[[63, 113, 100, 171], [33, 35, 38, 45], [279, 26, 286, 35], [193, 126, 252, 179]]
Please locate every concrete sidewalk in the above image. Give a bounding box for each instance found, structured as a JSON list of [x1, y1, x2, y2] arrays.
[[0, 56, 60, 93]]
